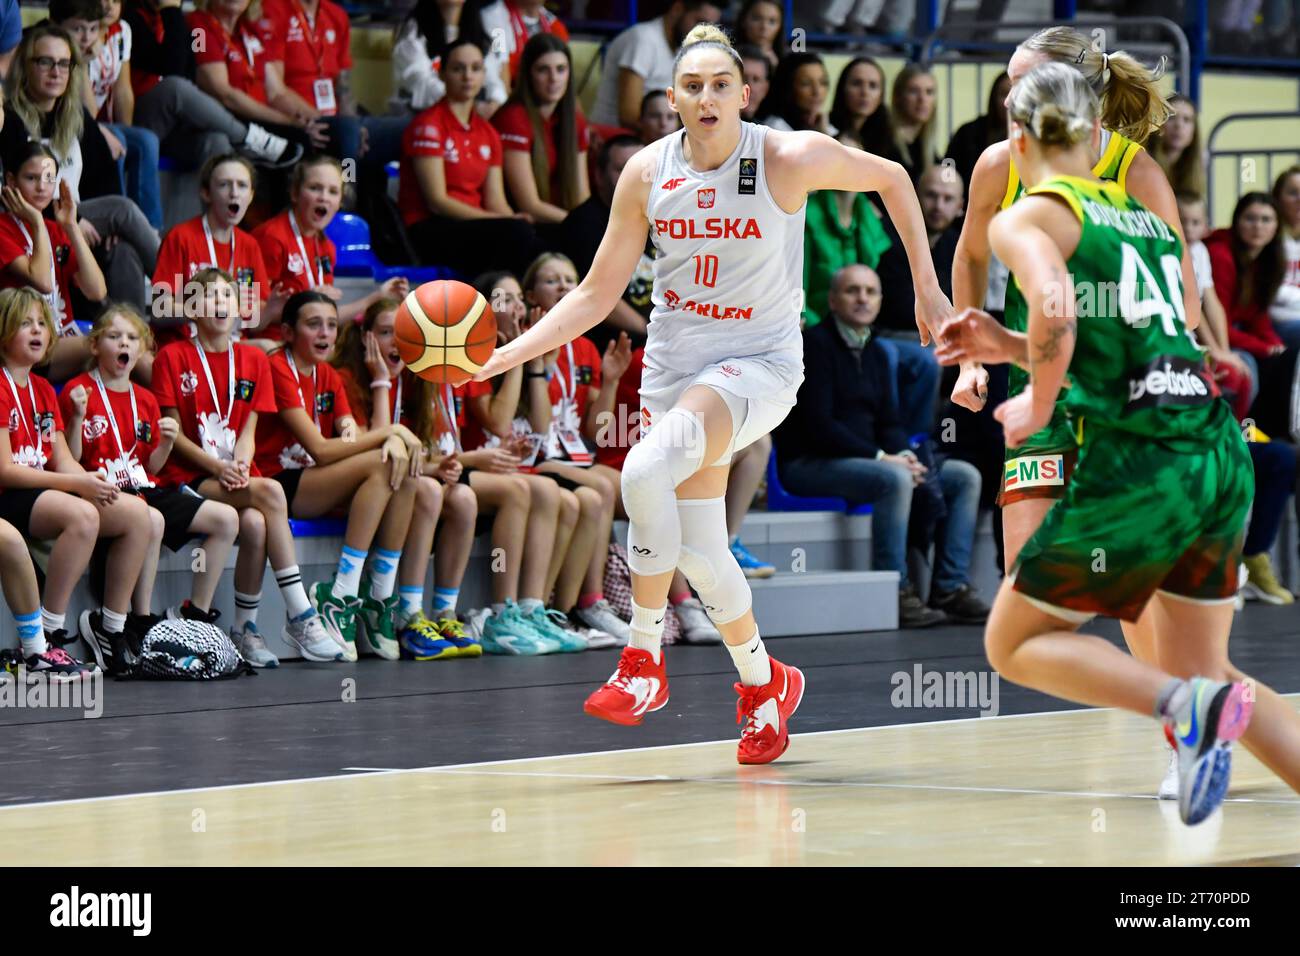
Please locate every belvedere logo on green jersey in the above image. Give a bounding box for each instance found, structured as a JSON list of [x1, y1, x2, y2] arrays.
[[1125, 355, 1216, 409]]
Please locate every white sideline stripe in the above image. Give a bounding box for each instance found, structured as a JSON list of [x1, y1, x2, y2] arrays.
[[2, 695, 1296, 812]]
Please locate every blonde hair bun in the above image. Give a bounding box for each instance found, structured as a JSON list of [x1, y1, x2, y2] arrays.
[[682, 23, 733, 50], [1031, 102, 1092, 146]]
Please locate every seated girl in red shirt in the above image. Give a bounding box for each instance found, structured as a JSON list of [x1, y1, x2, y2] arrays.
[[253, 155, 407, 322], [255, 290, 426, 661], [151, 266, 340, 666], [60, 303, 240, 643], [0, 144, 108, 383], [0, 287, 153, 676]]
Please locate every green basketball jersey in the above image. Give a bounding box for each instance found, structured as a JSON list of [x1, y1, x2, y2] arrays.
[[1026, 174, 1228, 442]]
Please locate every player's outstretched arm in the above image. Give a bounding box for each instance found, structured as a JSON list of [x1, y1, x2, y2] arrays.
[[785, 131, 952, 343], [473, 151, 653, 381]]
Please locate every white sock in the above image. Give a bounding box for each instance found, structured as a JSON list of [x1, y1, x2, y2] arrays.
[[398, 586, 424, 624], [101, 608, 127, 634], [1156, 678, 1193, 722], [274, 565, 312, 620], [16, 609, 44, 656], [332, 545, 367, 599], [234, 590, 261, 631], [433, 586, 458, 617], [491, 602, 506, 615], [629, 599, 666, 664], [518, 597, 543, 614], [368, 549, 401, 601], [41, 607, 65, 634], [728, 629, 772, 687]]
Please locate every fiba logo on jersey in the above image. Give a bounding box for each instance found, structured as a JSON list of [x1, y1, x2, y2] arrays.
[[738, 157, 757, 195], [697, 189, 715, 209]]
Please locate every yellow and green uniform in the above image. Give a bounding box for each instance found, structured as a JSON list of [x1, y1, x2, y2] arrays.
[[1012, 175, 1252, 622], [998, 131, 1144, 503]]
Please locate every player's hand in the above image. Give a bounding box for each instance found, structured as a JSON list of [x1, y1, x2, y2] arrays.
[[215, 460, 247, 491], [914, 289, 954, 347], [473, 347, 520, 382], [380, 276, 409, 301], [1, 185, 43, 229], [479, 447, 520, 473], [380, 434, 410, 489], [363, 331, 391, 381], [994, 388, 1052, 449], [602, 332, 633, 382], [157, 417, 180, 443], [949, 362, 990, 412], [313, 284, 344, 302], [935, 308, 1014, 367], [81, 469, 118, 505], [66, 384, 88, 418], [391, 426, 423, 473], [436, 452, 462, 483]]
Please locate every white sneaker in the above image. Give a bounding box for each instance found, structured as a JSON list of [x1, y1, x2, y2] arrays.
[[239, 123, 302, 167], [283, 611, 344, 662], [464, 607, 492, 640], [569, 611, 618, 650], [573, 599, 631, 645], [232, 622, 280, 668], [674, 598, 722, 645], [1158, 748, 1179, 800]]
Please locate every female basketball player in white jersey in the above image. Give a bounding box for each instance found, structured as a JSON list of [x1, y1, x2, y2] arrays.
[[474, 24, 953, 764]]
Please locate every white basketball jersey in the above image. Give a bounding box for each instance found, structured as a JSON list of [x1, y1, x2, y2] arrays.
[[642, 122, 805, 404]]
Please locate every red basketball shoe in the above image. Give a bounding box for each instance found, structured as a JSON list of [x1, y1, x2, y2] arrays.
[[735, 658, 805, 765], [583, 647, 669, 726]]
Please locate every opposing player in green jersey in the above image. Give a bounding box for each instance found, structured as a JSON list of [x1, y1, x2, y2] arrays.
[[949, 62, 1295, 826]]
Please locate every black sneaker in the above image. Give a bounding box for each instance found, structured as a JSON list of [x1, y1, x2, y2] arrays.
[[929, 584, 991, 624], [900, 585, 946, 629], [45, 627, 77, 649], [24, 646, 96, 682], [172, 601, 221, 626], [78, 610, 139, 676], [127, 611, 164, 637]]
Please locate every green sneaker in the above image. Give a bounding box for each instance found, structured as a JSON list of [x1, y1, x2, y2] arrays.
[[310, 580, 359, 662], [358, 592, 401, 660]]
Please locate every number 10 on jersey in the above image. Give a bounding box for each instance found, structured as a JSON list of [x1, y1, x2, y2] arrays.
[[693, 254, 719, 288]]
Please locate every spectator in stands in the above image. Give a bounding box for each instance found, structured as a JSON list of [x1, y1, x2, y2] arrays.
[[480, 0, 571, 83], [591, 0, 721, 128], [890, 64, 938, 184], [637, 89, 680, 143], [1148, 93, 1206, 199], [756, 52, 833, 134], [943, 70, 1008, 199], [1, 24, 159, 315], [736, 43, 770, 122], [255, 0, 407, 178], [828, 56, 897, 162], [1207, 191, 1295, 439], [1240, 436, 1299, 605], [557, 133, 651, 351], [189, 0, 327, 158], [0, 0, 19, 78], [1271, 166, 1300, 337], [801, 134, 892, 328], [55, 0, 163, 230], [813, 0, 911, 38], [733, 0, 784, 70], [778, 264, 990, 628], [0, 143, 108, 381], [123, 0, 300, 170], [493, 33, 590, 227], [391, 0, 507, 118], [399, 38, 541, 277]]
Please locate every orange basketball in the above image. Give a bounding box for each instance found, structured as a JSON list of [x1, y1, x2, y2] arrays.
[[393, 280, 497, 385]]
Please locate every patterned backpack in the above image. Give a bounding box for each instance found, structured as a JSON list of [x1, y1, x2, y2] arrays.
[[137, 618, 255, 680]]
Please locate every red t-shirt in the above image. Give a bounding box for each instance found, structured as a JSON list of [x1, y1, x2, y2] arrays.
[[59, 373, 163, 488], [593, 347, 643, 470], [547, 336, 602, 417], [0, 214, 81, 336], [335, 366, 417, 431], [252, 210, 336, 297], [492, 101, 590, 204], [255, 0, 352, 116], [0, 372, 62, 473], [444, 378, 493, 451], [399, 100, 504, 225], [189, 10, 275, 105], [151, 340, 276, 487], [153, 215, 269, 346], [500, 1, 570, 80], [254, 350, 352, 477]]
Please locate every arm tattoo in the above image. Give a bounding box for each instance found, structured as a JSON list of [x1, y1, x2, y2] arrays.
[[1034, 319, 1076, 363]]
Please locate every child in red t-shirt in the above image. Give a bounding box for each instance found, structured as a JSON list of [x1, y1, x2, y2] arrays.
[[151, 267, 339, 665], [0, 287, 155, 677], [0, 144, 108, 383], [61, 303, 241, 641], [252, 156, 407, 322], [255, 290, 427, 661], [151, 155, 274, 351]]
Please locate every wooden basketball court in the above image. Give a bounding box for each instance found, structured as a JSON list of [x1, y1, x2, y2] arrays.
[[5, 698, 1297, 866]]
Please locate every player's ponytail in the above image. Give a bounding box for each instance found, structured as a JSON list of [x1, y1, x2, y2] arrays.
[[1007, 62, 1098, 149], [673, 23, 744, 82], [1018, 26, 1171, 145]]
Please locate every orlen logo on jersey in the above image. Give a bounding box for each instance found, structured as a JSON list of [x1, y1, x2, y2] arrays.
[[662, 177, 687, 191], [697, 189, 715, 208], [653, 218, 762, 240], [663, 289, 754, 320]]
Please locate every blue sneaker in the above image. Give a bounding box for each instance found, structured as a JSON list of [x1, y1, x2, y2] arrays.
[[730, 539, 775, 579], [1169, 677, 1254, 825], [399, 611, 458, 661], [481, 602, 546, 655], [436, 615, 482, 658]]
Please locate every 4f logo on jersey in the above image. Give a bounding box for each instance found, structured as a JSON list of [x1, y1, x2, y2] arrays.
[[697, 188, 715, 209], [662, 177, 686, 191], [236, 379, 256, 402], [315, 391, 335, 414], [738, 157, 757, 195]]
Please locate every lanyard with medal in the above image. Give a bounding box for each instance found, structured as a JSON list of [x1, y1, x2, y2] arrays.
[[11, 215, 67, 332], [91, 369, 151, 489], [550, 342, 591, 464], [284, 349, 320, 428], [193, 340, 237, 460], [291, 0, 336, 114], [437, 383, 461, 456], [391, 375, 403, 428], [202, 213, 236, 273], [288, 210, 325, 287], [3, 367, 46, 467]]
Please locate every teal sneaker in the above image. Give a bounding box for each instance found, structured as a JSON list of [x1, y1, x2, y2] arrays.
[[730, 538, 775, 579], [436, 614, 482, 658], [310, 580, 359, 662], [482, 602, 546, 655], [357, 590, 401, 660], [528, 606, 589, 653], [399, 611, 458, 661]]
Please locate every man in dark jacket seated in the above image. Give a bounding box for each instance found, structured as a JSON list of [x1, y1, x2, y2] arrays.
[[776, 264, 990, 628]]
